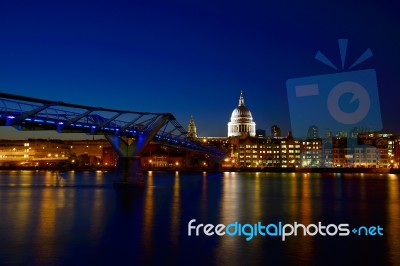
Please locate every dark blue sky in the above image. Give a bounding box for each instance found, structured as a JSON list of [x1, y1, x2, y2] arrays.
[[1, 0, 399, 138]]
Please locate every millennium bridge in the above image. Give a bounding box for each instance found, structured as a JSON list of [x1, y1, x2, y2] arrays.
[[0, 92, 224, 186]]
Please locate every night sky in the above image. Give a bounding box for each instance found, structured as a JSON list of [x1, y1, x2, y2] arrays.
[[1, 0, 399, 139]]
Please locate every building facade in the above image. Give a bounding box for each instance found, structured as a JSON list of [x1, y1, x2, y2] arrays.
[[0, 139, 70, 166]]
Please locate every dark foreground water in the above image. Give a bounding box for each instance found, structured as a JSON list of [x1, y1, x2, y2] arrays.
[[0, 170, 399, 266]]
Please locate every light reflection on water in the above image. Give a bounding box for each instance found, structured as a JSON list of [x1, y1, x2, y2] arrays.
[[388, 174, 400, 266], [0, 170, 399, 265]]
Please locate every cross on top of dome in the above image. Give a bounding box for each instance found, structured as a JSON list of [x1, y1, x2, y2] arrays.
[[239, 90, 245, 106]]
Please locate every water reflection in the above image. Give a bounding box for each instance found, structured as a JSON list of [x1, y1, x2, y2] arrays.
[[201, 172, 208, 221], [296, 174, 313, 265], [170, 171, 181, 244], [216, 172, 241, 266], [253, 172, 261, 219], [142, 171, 154, 255], [387, 174, 400, 265], [35, 187, 58, 264], [0, 171, 399, 265]]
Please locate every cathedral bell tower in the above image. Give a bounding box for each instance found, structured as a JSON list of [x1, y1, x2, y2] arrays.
[[187, 116, 197, 139]]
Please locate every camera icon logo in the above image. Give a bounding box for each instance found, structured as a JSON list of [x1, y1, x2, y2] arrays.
[[286, 40, 382, 138], [327, 80, 370, 125]]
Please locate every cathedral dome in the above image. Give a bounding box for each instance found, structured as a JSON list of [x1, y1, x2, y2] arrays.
[[228, 91, 256, 137], [231, 105, 253, 123]]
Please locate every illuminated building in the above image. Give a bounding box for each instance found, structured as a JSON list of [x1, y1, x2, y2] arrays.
[[230, 136, 267, 167], [300, 138, 322, 167], [0, 139, 70, 166], [186, 116, 197, 139], [227, 132, 302, 168], [228, 91, 256, 137], [102, 146, 118, 167], [393, 136, 400, 168], [323, 132, 394, 168], [331, 136, 350, 167], [353, 146, 382, 168], [0, 139, 111, 167], [64, 139, 107, 158], [356, 132, 392, 168], [274, 132, 301, 168]]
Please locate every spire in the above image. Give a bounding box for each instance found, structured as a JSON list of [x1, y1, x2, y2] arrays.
[[187, 115, 197, 139], [238, 90, 245, 106]]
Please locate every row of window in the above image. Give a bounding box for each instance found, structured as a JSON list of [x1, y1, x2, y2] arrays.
[[239, 155, 301, 159], [239, 148, 301, 153]]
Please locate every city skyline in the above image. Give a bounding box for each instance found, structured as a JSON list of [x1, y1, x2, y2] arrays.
[[1, 1, 400, 138]]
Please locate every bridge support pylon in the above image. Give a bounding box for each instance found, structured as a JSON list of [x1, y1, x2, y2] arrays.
[[105, 135, 145, 187], [115, 156, 144, 187], [105, 113, 171, 187]]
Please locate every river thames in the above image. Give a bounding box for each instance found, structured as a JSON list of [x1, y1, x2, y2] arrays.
[[0, 170, 399, 265]]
